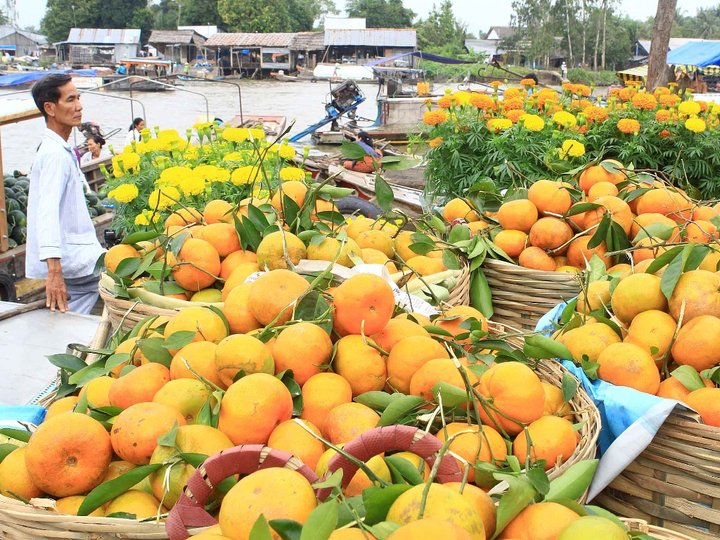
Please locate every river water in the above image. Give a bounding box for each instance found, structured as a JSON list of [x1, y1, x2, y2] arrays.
[[0, 79, 386, 174]]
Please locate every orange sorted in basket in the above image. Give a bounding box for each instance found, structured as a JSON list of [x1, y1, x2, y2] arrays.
[[170, 237, 221, 292], [247, 269, 310, 326], [512, 415, 578, 470], [104, 244, 140, 274], [332, 273, 395, 336]]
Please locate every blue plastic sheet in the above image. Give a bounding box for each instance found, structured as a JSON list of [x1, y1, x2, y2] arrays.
[[0, 405, 45, 428]]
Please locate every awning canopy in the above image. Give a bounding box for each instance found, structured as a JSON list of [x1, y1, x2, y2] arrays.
[[617, 65, 647, 83], [365, 51, 477, 68], [667, 40, 720, 76]]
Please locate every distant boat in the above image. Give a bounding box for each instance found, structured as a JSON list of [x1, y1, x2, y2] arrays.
[[313, 63, 375, 82]]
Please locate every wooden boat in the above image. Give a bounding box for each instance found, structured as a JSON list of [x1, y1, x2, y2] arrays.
[[226, 115, 288, 140], [270, 72, 301, 82]]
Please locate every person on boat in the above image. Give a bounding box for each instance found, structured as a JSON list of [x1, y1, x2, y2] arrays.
[[124, 117, 145, 147], [27, 73, 105, 314], [80, 134, 107, 165], [343, 131, 383, 174]]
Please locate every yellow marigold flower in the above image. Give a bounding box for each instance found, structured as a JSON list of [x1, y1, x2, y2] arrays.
[[148, 186, 180, 210], [685, 117, 707, 133], [453, 91, 472, 106], [653, 86, 670, 96], [157, 129, 182, 142], [193, 121, 213, 130], [231, 165, 262, 185], [278, 144, 296, 159], [617, 118, 641, 134], [659, 94, 681, 107], [520, 77, 537, 87], [108, 183, 139, 203], [552, 111, 577, 128], [503, 87, 524, 100], [134, 209, 161, 226], [438, 95, 453, 108], [178, 175, 206, 196], [194, 164, 230, 183], [469, 93, 496, 110], [221, 127, 247, 143], [502, 97, 524, 111], [521, 114, 545, 132], [427, 136, 443, 148], [158, 166, 193, 187], [559, 139, 585, 159], [279, 166, 306, 182], [423, 109, 449, 126], [487, 118, 513, 132], [222, 151, 245, 162], [655, 109, 671, 122], [678, 101, 701, 115], [505, 109, 525, 123], [134, 213, 149, 226], [120, 152, 141, 172], [184, 146, 199, 160], [631, 92, 658, 110]]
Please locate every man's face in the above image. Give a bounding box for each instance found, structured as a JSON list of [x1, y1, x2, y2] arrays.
[[44, 81, 82, 128]]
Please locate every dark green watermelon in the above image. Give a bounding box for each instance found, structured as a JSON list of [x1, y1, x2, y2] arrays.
[[6, 198, 20, 212], [9, 210, 26, 227], [11, 226, 26, 244]]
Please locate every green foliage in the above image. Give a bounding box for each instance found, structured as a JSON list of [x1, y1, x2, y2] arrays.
[[415, 0, 468, 57], [567, 68, 618, 87], [217, 0, 334, 32], [345, 0, 415, 28], [41, 0, 149, 44]]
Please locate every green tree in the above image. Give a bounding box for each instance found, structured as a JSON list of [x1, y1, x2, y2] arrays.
[[41, 0, 148, 43], [345, 0, 415, 28], [178, 0, 221, 26], [218, 0, 333, 31], [288, 0, 337, 31], [416, 0, 468, 55]]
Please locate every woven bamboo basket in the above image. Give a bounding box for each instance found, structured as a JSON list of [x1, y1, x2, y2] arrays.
[[444, 259, 471, 308], [621, 518, 699, 540], [595, 407, 720, 540], [482, 259, 581, 331]]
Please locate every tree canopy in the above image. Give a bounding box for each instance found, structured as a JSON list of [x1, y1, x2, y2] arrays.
[[416, 0, 468, 56], [217, 0, 335, 32], [41, 0, 150, 43], [345, 0, 415, 28]]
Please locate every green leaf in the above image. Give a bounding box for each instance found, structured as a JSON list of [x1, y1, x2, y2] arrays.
[[68, 359, 107, 386], [385, 456, 424, 485], [137, 337, 173, 367], [299, 500, 338, 540], [207, 305, 231, 336], [312, 469, 345, 491], [78, 464, 163, 516], [544, 459, 599, 502], [163, 331, 196, 351], [660, 248, 687, 300], [355, 391, 395, 411], [336, 496, 366, 528], [294, 291, 333, 334], [448, 224, 471, 244], [580, 359, 600, 380], [141, 280, 186, 295], [366, 522, 401, 539], [249, 515, 274, 540], [442, 250, 461, 270], [588, 255, 607, 282], [169, 232, 189, 256], [282, 193, 302, 229], [587, 215, 610, 249], [527, 467, 550, 496], [123, 230, 160, 245], [114, 257, 141, 278], [632, 222, 676, 243], [430, 382, 467, 408], [380, 156, 422, 171], [671, 365, 705, 392], [407, 242, 434, 256], [0, 443, 19, 462], [132, 252, 157, 280], [340, 141, 368, 160], [565, 202, 600, 217], [0, 428, 30, 443], [362, 485, 412, 526], [157, 422, 179, 447], [524, 334, 572, 360], [562, 372, 578, 402], [494, 475, 537, 536], [645, 246, 684, 275], [277, 370, 303, 417], [269, 520, 303, 540], [377, 395, 424, 427], [47, 353, 87, 373], [423, 325, 455, 338], [470, 269, 494, 319], [374, 174, 395, 214], [104, 353, 131, 374]]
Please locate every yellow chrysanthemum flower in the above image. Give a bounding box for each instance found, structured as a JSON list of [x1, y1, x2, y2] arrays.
[[559, 139, 585, 159], [158, 166, 194, 187], [678, 101, 701, 116], [148, 186, 180, 210], [279, 167, 306, 182], [278, 144, 296, 159], [231, 165, 262, 185], [487, 118, 513, 132], [194, 164, 230, 183], [521, 114, 545, 132], [552, 111, 577, 128], [685, 117, 707, 133], [178, 175, 206, 196], [107, 183, 139, 203]]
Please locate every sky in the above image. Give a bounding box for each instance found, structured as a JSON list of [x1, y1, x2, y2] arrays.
[[15, 0, 720, 33]]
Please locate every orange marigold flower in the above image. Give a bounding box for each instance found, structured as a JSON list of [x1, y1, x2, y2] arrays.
[[502, 97, 524, 111], [583, 105, 608, 123], [658, 94, 680, 107], [520, 77, 537, 87], [655, 109, 671, 122], [653, 86, 671, 96], [505, 109, 525, 123], [631, 92, 658, 110], [490, 80, 503, 88], [578, 125, 588, 134], [470, 93, 496, 110], [618, 87, 634, 101], [504, 87, 525, 100], [427, 136, 444, 148], [660, 129, 672, 138], [609, 88, 621, 97], [438, 95, 453, 108], [423, 109, 448, 126], [575, 84, 592, 97], [617, 118, 641, 134], [697, 100, 709, 112]]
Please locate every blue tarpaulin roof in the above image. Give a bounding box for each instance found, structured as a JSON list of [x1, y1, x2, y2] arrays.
[[667, 40, 720, 67], [0, 69, 97, 88], [365, 51, 476, 68]]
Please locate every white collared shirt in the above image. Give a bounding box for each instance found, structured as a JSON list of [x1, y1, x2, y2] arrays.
[[26, 128, 105, 279]]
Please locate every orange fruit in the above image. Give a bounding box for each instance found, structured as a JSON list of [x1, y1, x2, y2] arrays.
[[164, 306, 228, 352], [152, 378, 213, 424], [333, 273, 395, 336], [579, 162, 625, 192], [566, 235, 607, 269], [170, 341, 222, 386], [684, 387, 720, 427], [445, 482, 497, 538], [387, 335, 450, 394], [443, 198, 480, 223], [355, 229, 394, 258], [108, 362, 171, 409], [406, 255, 446, 276], [584, 195, 634, 235], [79, 375, 114, 408], [105, 490, 165, 519], [630, 212, 678, 240], [195, 223, 242, 257], [587, 181, 619, 201], [0, 447, 45, 500], [221, 262, 260, 300], [656, 377, 713, 400], [330, 529, 377, 540], [166, 207, 203, 228], [54, 495, 104, 516], [528, 180, 572, 215], [323, 402, 380, 444], [105, 244, 140, 274], [370, 318, 428, 352], [306, 236, 362, 267], [268, 419, 325, 470], [255, 230, 307, 270], [218, 373, 293, 445], [204, 199, 234, 224], [636, 188, 692, 223], [300, 373, 353, 433], [215, 334, 275, 388], [218, 468, 316, 538], [499, 501, 580, 540], [222, 284, 261, 335], [111, 402, 187, 465], [220, 250, 258, 280], [668, 270, 720, 323], [271, 181, 308, 214], [494, 229, 528, 258], [171, 237, 222, 292], [476, 361, 545, 435], [559, 322, 621, 363], [409, 358, 477, 403], [611, 273, 667, 324], [333, 335, 387, 396], [685, 220, 719, 243], [247, 269, 310, 326], [45, 395, 80, 420], [388, 518, 473, 539], [518, 246, 556, 271], [25, 413, 112, 497], [597, 342, 661, 394], [577, 280, 611, 314], [671, 315, 720, 371], [542, 382, 573, 419], [435, 305, 489, 343], [624, 309, 677, 363], [513, 415, 578, 470], [528, 217, 573, 252], [496, 199, 539, 232], [436, 422, 507, 480], [273, 322, 332, 385]]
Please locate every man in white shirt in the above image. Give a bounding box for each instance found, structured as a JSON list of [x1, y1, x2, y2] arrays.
[[27, 74, 105, 314]]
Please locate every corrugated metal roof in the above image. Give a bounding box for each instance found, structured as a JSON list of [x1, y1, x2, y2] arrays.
[[205, 33, 296, 48], [324, 29, 416, 47], [66, 28, 141, 45], [0, 26, 47, 44], [290, 32, 325, 51], [149, 30, 205, 46]]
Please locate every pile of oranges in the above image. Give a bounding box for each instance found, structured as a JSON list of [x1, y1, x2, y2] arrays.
[[0, 263, 590, 539], [440, 160, 720, 275]]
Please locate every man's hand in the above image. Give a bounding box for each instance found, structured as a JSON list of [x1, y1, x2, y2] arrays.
[[45, 258, 67, 313]]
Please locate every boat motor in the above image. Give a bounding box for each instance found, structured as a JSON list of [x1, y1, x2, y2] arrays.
[[290, 81, 366, 142]]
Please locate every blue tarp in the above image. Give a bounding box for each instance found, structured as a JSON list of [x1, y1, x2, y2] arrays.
[[0, 69, 97, 88], [365, 51, 477, 68], [667, 40, 720, 67]]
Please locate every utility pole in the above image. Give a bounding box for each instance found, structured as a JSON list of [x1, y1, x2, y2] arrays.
[[647, 0, 677, 90]]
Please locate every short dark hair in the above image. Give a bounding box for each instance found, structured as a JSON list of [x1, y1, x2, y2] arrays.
[[129, 117, 144, 131], [89, 134, 105, 146], [31, 73, 73, 119]]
